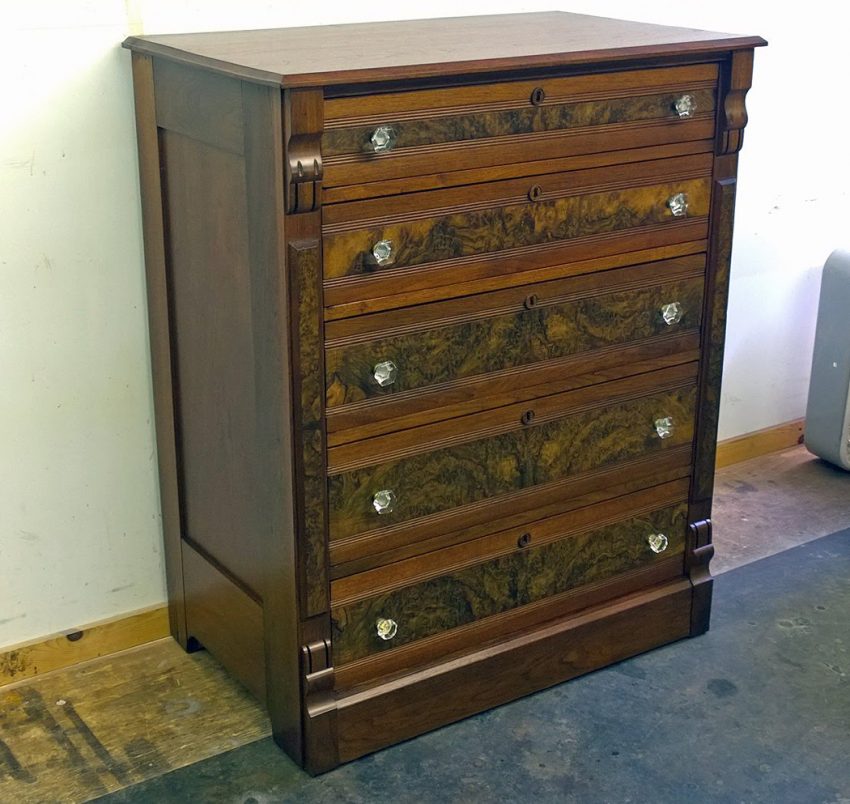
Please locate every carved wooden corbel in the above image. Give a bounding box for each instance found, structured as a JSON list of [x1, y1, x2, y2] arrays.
[[717, 50, 754, 155], [285, 89, 323, 213]]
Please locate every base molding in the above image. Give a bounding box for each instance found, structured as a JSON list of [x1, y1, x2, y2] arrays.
[[715, 418, 805, 469], [0, 605, 169, 687], [328, 579, 692, 768]]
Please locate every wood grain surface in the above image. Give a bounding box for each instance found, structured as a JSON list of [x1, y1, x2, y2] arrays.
[[326, 275, 703, 407], [331, 501, 687, 664], [335, 580, 693, 762], [323, 63, 718, 120], [328, 378, 697, 541], [0, 641, 269, 802], [323, 89, 715, 156], [289, 241, 329, 616], [323, 178, 711, 279], [122, 12, 765, 88], [0, 607, 168, 688]]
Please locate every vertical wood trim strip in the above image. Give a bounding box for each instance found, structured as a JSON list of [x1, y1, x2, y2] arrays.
[[691, 48, 754, 512], [692, 176, 736, 503], [284, 86, 337, 774], [130, 53, 188, 647], [290, 241, 330, 616], [241, 81, 303, 764]]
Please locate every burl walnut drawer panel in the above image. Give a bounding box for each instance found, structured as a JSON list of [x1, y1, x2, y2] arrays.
[[323, 175, 710, 283], [327, 364, 697, 543], [322, 63, 717, 189], [322, 154, 712, 313], [330, 495, 688, 665], [324, 255, 704, 413]]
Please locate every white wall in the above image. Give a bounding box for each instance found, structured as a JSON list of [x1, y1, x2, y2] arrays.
[[2, 1, 845, 648]]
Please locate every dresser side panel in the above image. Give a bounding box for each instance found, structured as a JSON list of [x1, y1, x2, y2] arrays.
[[130, 53, 188, 646], [158, 126, 264, 594]]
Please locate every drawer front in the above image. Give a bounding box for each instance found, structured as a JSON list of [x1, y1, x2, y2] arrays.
[[323, 176, 710, 281], [330, 499, 688, 665], [323, 64, 717, 189], [327, 372, 697, 542], [325, 259, 704, 408]]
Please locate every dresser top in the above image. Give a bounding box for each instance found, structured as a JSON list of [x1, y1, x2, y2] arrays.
[[123, 11, 765, 89]]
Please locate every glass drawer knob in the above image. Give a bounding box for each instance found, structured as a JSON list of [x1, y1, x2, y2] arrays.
[[667, 192, 689, 218], [673, 94, 696, 118], [661, 302, 684, 326], [373, 360, 398, 387], [648, 533, 669, 554], [370, 125, 397, 153], [372, 239, 394, 266], [376, 617, 398, 640], [372, 489, 396, 515], [654, 416, 675, 439]]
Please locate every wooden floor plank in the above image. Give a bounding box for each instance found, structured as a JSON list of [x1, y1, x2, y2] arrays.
[[0, 639, 269, 803]]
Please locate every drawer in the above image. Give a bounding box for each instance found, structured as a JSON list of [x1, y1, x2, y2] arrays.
[[323, 63, 717, 191], [330, 491, 689, 666], [322, 154, 712, 312], [327, 363, 697, 542], [322, 168, 710, 290], [325, 254, 704, 412]]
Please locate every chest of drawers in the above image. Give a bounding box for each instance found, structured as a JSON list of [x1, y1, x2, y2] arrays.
[[124, 12, 764, 774]]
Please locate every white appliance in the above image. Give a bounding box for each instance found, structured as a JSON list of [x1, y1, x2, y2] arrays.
[[805, 249, 850, 470]]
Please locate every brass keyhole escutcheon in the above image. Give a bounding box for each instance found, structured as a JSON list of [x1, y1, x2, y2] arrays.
[[528, 184, 543, 201], [524, 293, 539, 310], [521, 410, 535, 425], [517, 532, 532, 548], [530, 87, 546, 106]]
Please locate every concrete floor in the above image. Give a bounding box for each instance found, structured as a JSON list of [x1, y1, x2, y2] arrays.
[[1, 445, 848, 802], [712, 446, 850, 573]]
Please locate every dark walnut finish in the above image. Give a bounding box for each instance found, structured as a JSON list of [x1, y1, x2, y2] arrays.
[[331, 500, 689, 665], [327, 372, 698, 541], [124, 12, 764, 774]]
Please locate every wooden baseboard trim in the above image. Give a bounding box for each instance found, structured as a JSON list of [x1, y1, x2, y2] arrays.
[[716, 418, 805, 469], [0, 605, 169, 687]]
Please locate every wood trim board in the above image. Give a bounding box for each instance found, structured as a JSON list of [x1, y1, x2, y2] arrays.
[[0, 606, 169, 688], [715, 418, 805, 469]]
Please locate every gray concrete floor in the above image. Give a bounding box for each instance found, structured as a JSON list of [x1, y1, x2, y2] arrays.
[[712, 445, 850, 573]]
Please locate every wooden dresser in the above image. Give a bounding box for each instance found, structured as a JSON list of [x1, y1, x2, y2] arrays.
[[124, 12, 765, 774]]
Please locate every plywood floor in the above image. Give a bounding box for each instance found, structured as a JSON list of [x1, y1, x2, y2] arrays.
[[0, 638, 270, 802], [1, 446, 848, 802]]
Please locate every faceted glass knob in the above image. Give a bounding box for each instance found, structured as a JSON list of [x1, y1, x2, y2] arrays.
[[667, 192, 689, 218], [673, 94, 696, 118], [661, 302, 684, 326], [654, 416, 675, 439], [370, 125, 397, 153], [372, 239, 394, 266], [647, 533, 669, 554], [376, 617, 398, 641], [373, 360, 398, 387], [372, 489, 396, 515]]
